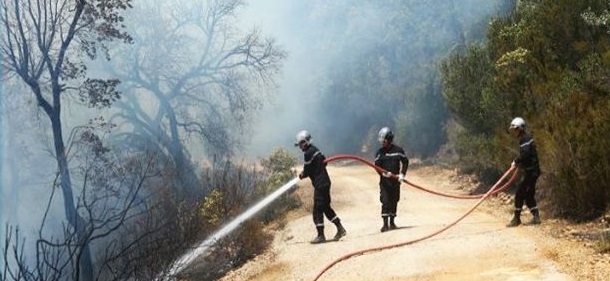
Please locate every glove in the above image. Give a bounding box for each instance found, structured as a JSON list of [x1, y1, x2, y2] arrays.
[[382, 172, 393, 178], [398, 174, 405, 182]]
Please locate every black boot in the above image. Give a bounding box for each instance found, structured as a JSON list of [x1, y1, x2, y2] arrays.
[[333, 218, 347, 241], [506, 210, 521, 227], [311, 226, 325, 244], [380, 216, 389, 232], [527, 209, 541, 225], [389, 216, 397, 230]]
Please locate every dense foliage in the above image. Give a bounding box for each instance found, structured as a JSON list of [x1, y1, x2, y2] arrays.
[[441, 0, 610, 220]]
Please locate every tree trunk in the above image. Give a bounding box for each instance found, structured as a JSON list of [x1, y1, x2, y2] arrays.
[[158, 94, 202, 198], [49, 110, 94, 281], [167, 114, 200, 196]]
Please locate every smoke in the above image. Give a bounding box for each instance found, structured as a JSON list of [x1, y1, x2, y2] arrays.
[[239, 0, 321, 159], [0, 83, 64, 270], [0, 1, 511, 222], [0, 0, 513, 276], [241, 0, 508, 158], [0, 74, 4, 235]]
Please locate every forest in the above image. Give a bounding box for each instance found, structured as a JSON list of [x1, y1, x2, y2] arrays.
[[0, 0, 608, 280]]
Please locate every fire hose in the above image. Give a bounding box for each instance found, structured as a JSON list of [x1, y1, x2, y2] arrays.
[[326, 154, 514, 199], [311, 154, 520, 281]]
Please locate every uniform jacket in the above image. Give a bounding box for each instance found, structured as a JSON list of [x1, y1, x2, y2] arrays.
[[301, 144, 331, 188], [514, 132, 540, 175], [374, 143, 409, 185]]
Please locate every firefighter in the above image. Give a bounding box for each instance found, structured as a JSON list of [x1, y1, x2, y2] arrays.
[[507, 117, 541, 227], [374, 127, 409, 232], [295, 130, 346, 243]]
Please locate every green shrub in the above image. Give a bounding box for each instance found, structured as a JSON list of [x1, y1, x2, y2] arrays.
[[538, 81, 610, 219], [183, 148, 300, 280], [198, 189, 224, 228], [256, 147, 301, 223], [442, 0, 610, 222]]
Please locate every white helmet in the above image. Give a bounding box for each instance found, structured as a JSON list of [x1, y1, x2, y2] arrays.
[[509, 117, 526, 130], [294, 130, 312, 146], [378, 127, 394, 143]]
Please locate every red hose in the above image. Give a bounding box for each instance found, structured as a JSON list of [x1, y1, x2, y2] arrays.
[[404, 176, 509, 199], [313, 154, 520, 281], [325, 154, 515, 199]]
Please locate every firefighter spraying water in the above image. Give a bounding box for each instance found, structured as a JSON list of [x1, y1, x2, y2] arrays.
[[160, 177, 299, 280], [294, 130, 347, 243], [161, 130, 347, 278], [160, 128, 523, 280]]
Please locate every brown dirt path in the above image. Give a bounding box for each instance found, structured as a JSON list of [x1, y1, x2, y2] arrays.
[[219, 164, 608, 281]]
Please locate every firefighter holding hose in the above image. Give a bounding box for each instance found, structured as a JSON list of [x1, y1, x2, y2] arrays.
[[295, 130, 347, 244], [507, 117, 541, 227], [374, 127, 409, 232]]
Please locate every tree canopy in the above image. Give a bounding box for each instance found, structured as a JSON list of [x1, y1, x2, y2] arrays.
[[441, 0, 610, 220]]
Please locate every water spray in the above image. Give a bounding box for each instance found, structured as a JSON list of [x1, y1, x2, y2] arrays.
[[160, 154, 517, 280], [160, 177, 300, 280]]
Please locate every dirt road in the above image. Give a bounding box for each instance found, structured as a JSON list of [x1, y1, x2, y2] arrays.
[[219, 164, 595, 281]]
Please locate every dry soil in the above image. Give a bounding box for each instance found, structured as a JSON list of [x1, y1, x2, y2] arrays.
[[217, 163, 610, 281]]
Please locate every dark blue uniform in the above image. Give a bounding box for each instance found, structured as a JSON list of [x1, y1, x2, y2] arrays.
[[300, 144, 338, 229], [374, 144, 409, 219], [513, 133, 540, 214]]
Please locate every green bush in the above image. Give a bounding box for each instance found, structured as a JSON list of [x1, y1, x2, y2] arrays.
[[256, 147, 301, 223], [537, 65, 610, 219], [198, 189, 224, 228], [441, 0, 610, 221], [181, 148, 300, 280]]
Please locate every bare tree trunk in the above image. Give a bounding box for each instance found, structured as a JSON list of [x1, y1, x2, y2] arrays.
[[164, 103, 200, 197], [2, 0, 134, 278], [47, 95, 94, 281]]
